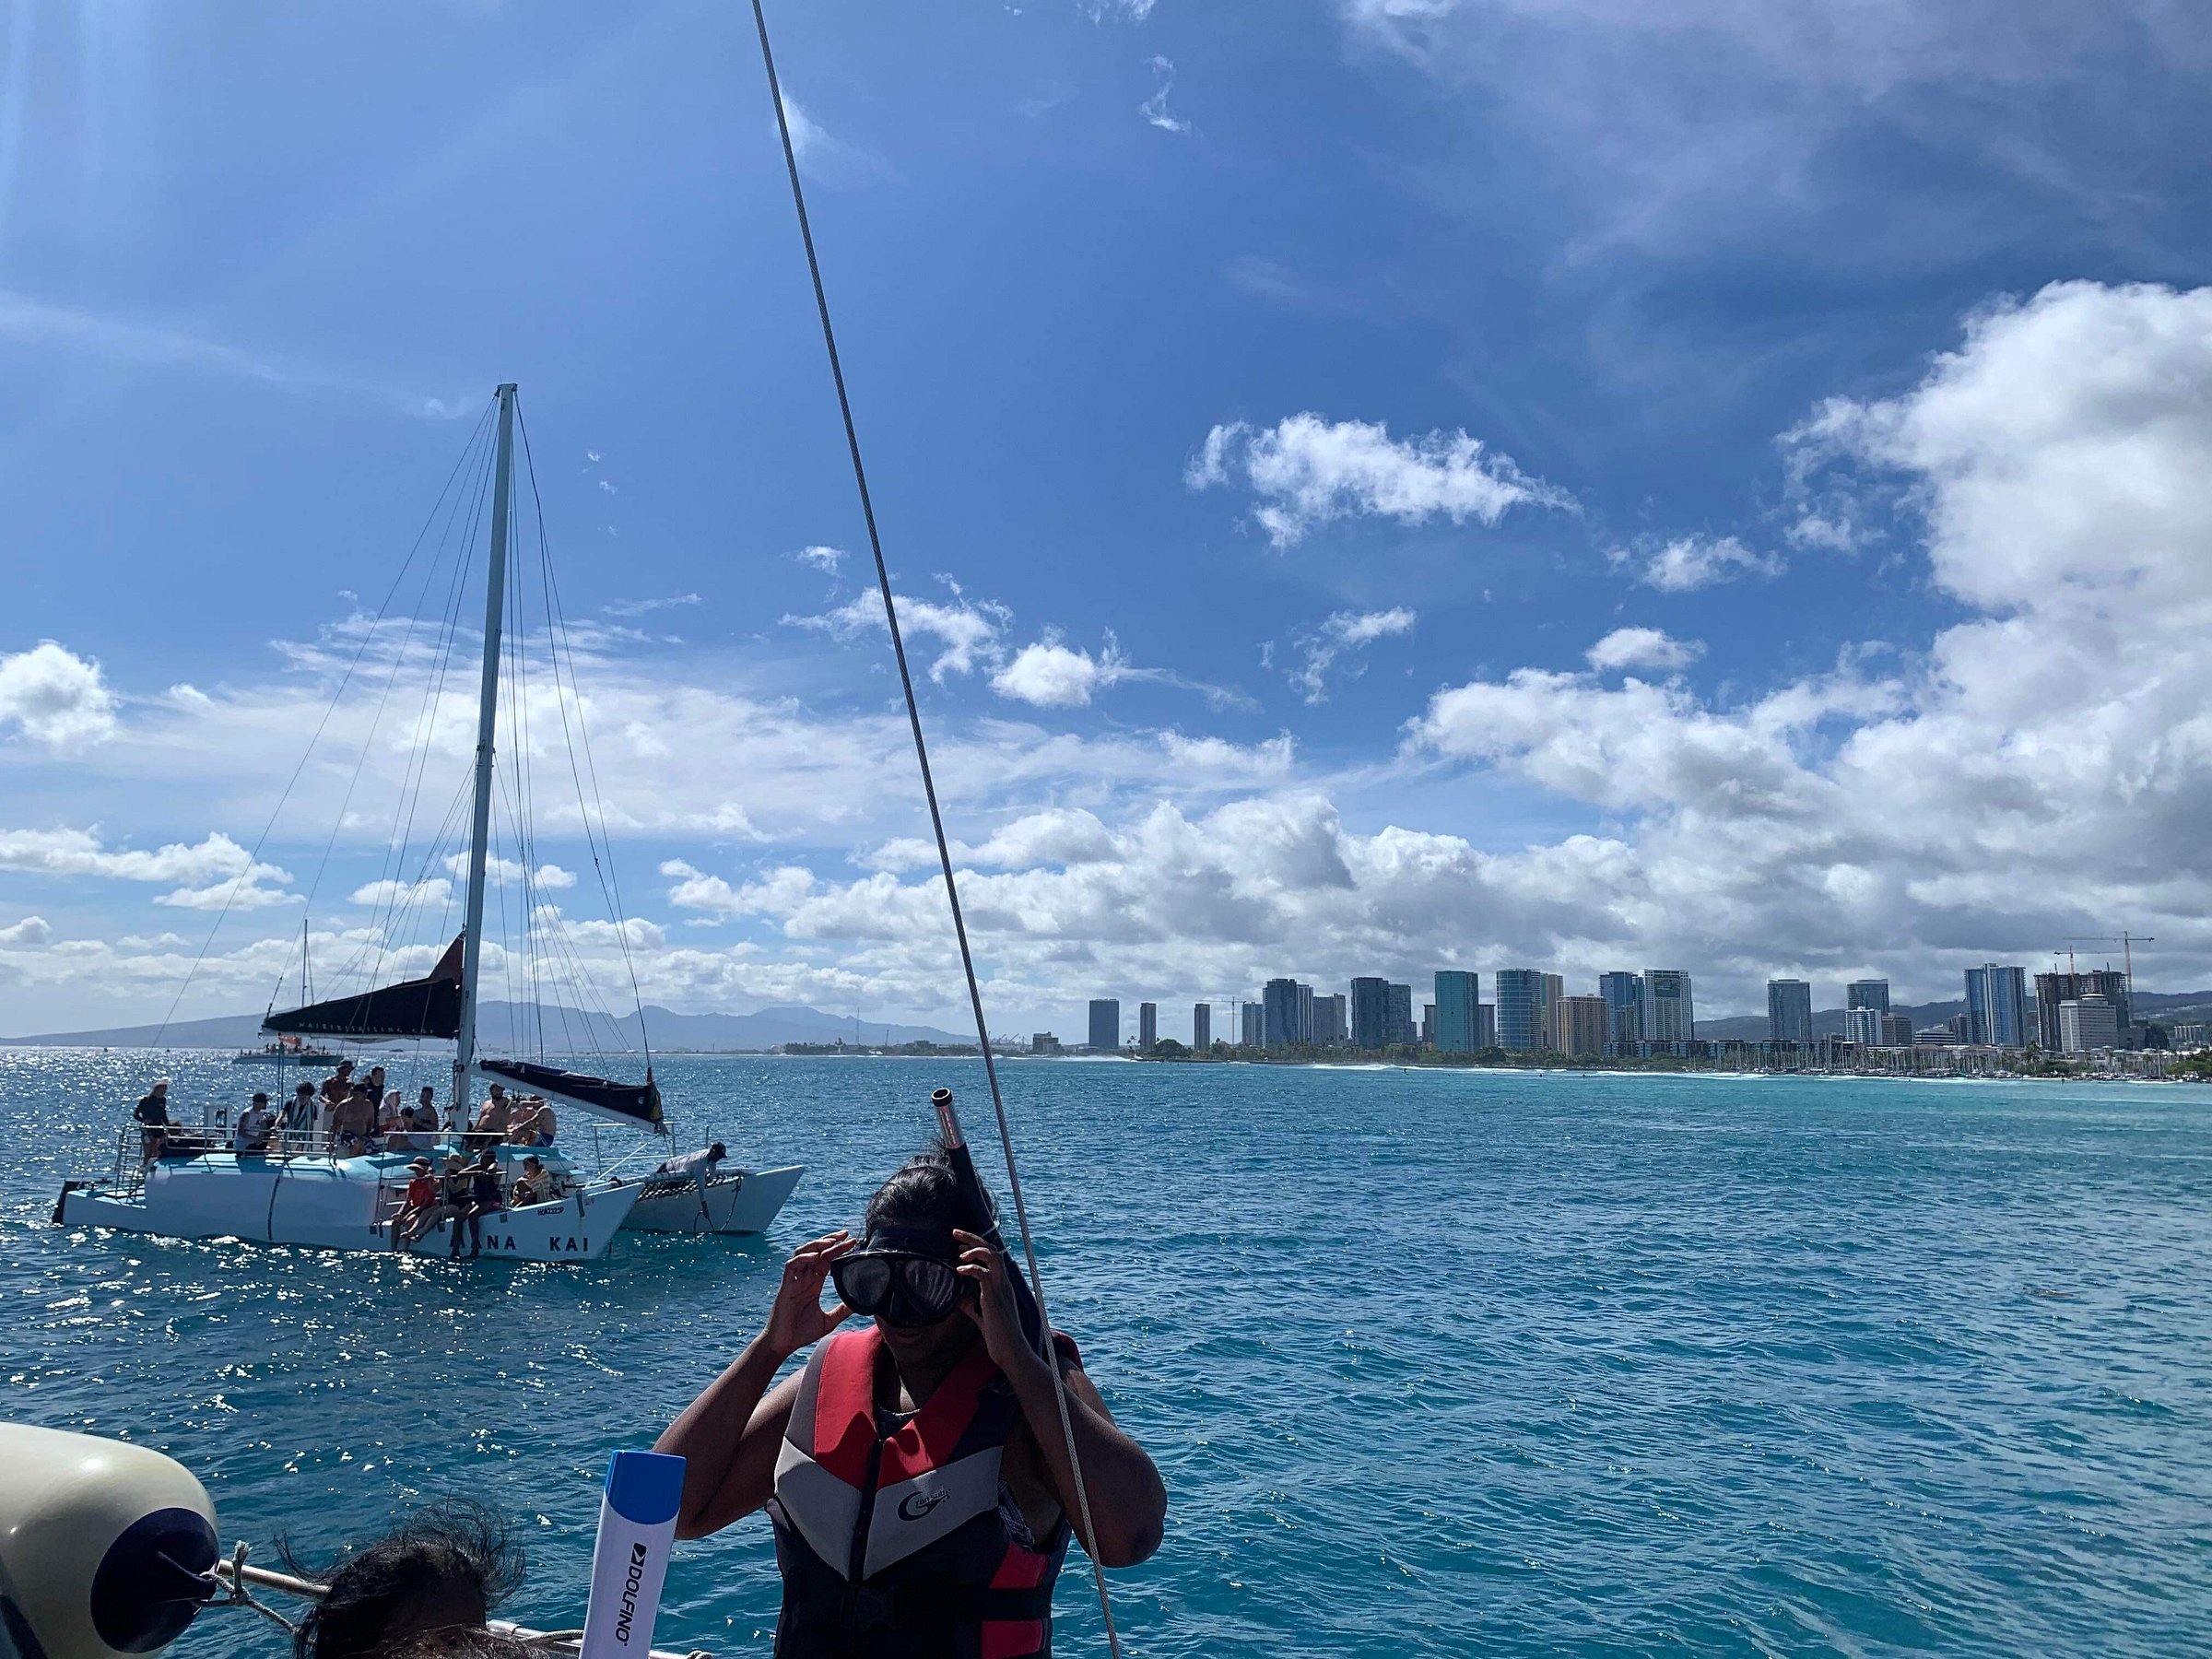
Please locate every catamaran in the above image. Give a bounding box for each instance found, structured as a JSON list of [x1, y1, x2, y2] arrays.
[[53, 385, 801, 1259]]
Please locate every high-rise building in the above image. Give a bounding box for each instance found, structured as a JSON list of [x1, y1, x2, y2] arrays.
[[1349, 977, 1391, 1049], [1240, 1001, 1263, 1047], [1192, 1003, 1212, 1050], [1597, 971, 1643, 1047], [2059, 994, 2120, 1053], [1297, 982, 1315, 1045], [1538, 973, 1563, 1048], [1419, 1004, 1436, 1046], [1476, 1004, 1497, 1048], [1642, 971, 1695, 1041], [1312, 994, 1347, 1045], [1138, 1002, 1159, 1048], [1495, 970, 1544, 1052], [1555, 994, 1607, 1056], [1846, 979, 1891, 1013], [1842, 1006, 1883, 1047], [1087, 999, 1120, 1052], [1263, 979, 1303, 1049], [1881, 1011, 1914, 1046], [1434, 971, 1482, 1053], [1963, 963, 2029, 1047], [2035, 970, 2129, 1051], [1386, 982, 1416, 1047], [1768, 979, 1813, 1042]]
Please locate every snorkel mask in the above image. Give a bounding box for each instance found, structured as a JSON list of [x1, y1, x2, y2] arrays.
[[830, 1224, 965, 1329]]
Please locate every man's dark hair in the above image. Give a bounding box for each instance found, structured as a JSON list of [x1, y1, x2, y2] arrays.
[[864, 1139, 985, 1237], [281, 1502, 523, 1659]]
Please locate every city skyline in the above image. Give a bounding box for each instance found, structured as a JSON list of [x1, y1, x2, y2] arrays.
[[1077, 953, 2166, 1058]]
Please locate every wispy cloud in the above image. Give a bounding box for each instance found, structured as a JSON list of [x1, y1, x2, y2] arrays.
[[1609, 534, 1783, 593], [1290, 607, 1417, 702], [0, 288, 469, 419], [602, 593, 702, 618], [794, 545, 846, 575], [1140, 55, 1191, 133], [1190, 413, 1572, 547]]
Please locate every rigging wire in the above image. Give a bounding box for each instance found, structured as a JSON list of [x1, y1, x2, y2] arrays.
[[161, 398, 500, 1043], [515, 403, 654, 1074], [745, 3, 1125, 1650]]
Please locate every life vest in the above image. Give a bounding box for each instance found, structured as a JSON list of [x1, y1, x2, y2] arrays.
[[768, 1325, 1072, 1658]]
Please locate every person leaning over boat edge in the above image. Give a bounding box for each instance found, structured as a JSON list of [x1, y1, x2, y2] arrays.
[[653, 1146, 1166, 1659]]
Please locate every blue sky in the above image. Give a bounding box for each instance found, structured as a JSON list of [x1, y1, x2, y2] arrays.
[[5, 0, 2212, 1038]]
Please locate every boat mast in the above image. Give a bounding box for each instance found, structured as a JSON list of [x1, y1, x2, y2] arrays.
[[453, 382, 518, 1129]]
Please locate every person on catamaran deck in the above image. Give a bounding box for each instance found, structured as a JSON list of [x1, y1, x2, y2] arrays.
[[655, 1145, 1166, 1659], [133, 1078, 173, 1165], [467, 1084, 512, 1148], [233, 1092, 274, 1153], [505, 1097, 556, 1147], [285, 1079, 320, 1141]]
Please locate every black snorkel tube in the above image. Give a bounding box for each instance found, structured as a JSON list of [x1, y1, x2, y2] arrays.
[[932, 1087, 1047, 1359]]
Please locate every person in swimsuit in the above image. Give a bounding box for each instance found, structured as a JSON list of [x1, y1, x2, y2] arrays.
[[654, 1146, 1165, 1658], [461, 1148, 503, 1257], [395, 1157, 442, 1250], [133, 1078, 174, 1166]]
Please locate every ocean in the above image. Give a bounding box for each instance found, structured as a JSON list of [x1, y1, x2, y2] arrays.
[[3, 1050, 2208, 1656]]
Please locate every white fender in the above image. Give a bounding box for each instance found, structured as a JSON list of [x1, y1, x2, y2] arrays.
[[0, 1424, 218, 1659]]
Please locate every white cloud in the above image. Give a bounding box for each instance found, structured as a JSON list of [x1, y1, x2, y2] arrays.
[[440, 853, 578, 889], [0, 826, 271, 886], [785, 589, 1012, 682], [992, 636, 1133, 708], [1290, 607, 1417, 702], [0, 641, 118, 749], [795, 545, 845, 575], [780, 94, 827, 158], [1585, 626, 1704, 673], [349, 877, 454, 909], [602, 594, 700, 618], [1611, 534, 1783, 593], [0, 916, 52, 947], [1140, 56, 1191, 133], [1189, 414, 1571, 547]]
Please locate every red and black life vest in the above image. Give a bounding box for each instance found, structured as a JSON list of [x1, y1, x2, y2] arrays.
[[768, 1325, 1072, 1658]]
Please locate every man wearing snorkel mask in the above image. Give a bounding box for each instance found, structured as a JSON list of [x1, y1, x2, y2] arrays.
[[655, 1145, 1166, 1658]]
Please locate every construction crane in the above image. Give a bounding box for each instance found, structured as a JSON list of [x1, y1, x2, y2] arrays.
[[2060, 932, 2155, 994]]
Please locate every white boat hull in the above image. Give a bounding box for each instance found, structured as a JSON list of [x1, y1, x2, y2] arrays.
[[56, 1151, 641, 1262], [620, 1164, 804, 1234]]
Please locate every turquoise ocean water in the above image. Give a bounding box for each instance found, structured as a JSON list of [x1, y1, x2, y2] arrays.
[[3, 1050, 2208, 1656]]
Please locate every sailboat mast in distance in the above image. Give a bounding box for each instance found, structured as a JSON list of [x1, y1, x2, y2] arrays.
[[453, 382, 518, 1127]]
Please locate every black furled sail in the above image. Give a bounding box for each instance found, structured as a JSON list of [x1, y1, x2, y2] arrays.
[[263, 935, 465, 1042], [477, 1058, 663, 1130]]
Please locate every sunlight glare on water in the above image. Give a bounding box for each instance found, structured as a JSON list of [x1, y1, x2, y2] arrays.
[[3, 1051, 2209, 1656]]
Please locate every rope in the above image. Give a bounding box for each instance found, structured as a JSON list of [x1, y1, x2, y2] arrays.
[[744, 5, 1124, 1651]]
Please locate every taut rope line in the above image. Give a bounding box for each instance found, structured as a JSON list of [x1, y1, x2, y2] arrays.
[[743, 3, 1127, 1651]]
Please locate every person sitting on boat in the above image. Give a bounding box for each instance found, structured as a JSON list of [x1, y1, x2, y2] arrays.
[[232, 1092, 275, 1153], [507, 1155, 547, 1207], [411, 1086, 441, 1142], [364, 1064, 389, 1105], [505, 1097, 556, 1147], [378, 1089, 408, 1147], [133, 1078, 174, 1165], [395, 1157, 443, 1250], [440, 1154, 475, 1256], [653, 1146, 1168, 1658]]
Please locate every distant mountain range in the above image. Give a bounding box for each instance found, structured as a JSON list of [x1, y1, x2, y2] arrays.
[[0, 1001, 971, 1053], [1696, 988, 2212, 1041]]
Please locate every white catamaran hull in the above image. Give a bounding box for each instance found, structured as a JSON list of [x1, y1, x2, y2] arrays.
[[57, 1152, 641, 1262], [621, 1163, 804, 1234]]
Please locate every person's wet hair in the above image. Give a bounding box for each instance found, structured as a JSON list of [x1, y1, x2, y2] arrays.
[[280, 1501, 524, 1659], [378, 1628, 539, 1659], [863, 1139, 984, 1239]]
